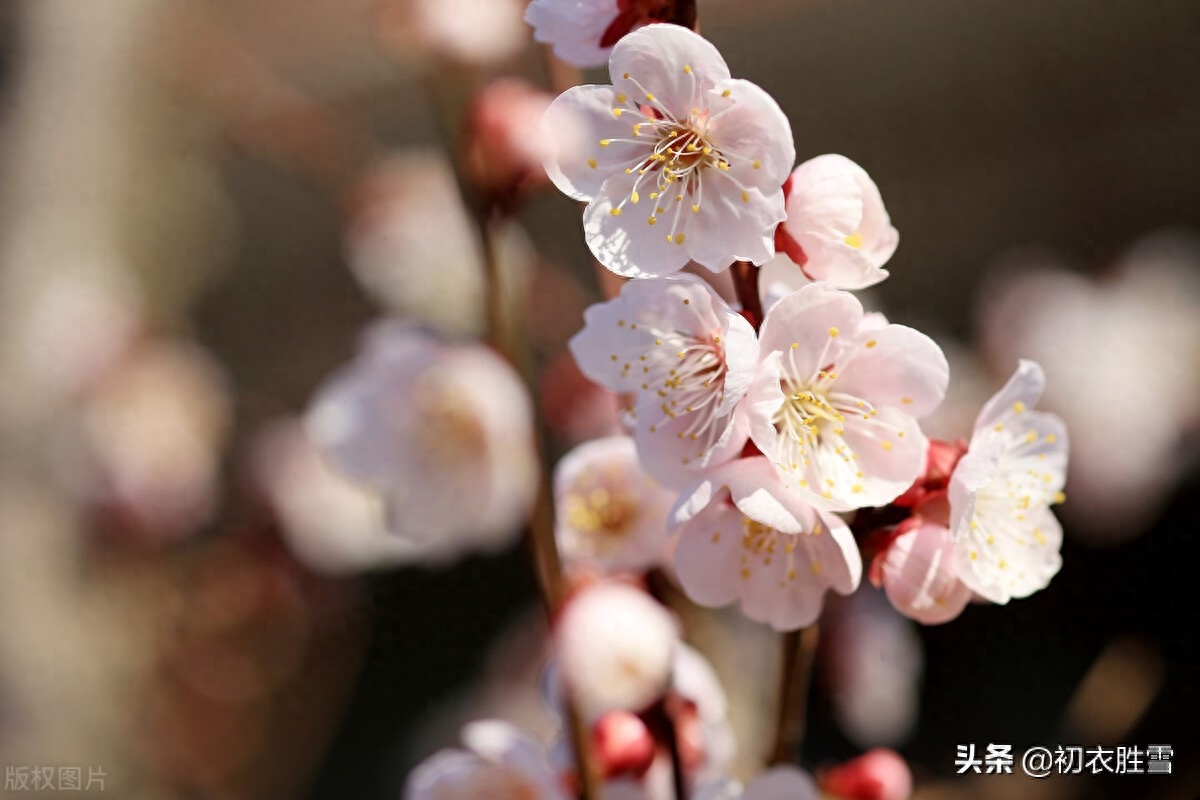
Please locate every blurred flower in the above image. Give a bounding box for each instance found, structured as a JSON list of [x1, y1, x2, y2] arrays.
[[555, 436, 676, 573], [553, 581, 678, 719], [249, 419, 455, 574], [542, 24, 794, 276], [467, 78, 555, 194], [343, 151, 532, 335], [672, 458, 861, 631], [70, 340, 231, 542], [377, 0, 527, 67], [826, 591, 923, 747], [774, 154, 898, 290], [405, 720, 569, 800], [306, 322, 538, 557], [525, 0, 692, 68], [695, 766, 820, 800], [20, 262, 143, 399], [978, 237, 1200, 541], [949, 360, 1067, 604], [818, 749, 913, 800], [747, 284, 949, 511], [569, 274, 758, 488]]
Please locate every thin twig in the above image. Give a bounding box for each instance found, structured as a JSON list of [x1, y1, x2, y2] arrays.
[[770, 625, 820, 765], [731, 260, 763, 328]]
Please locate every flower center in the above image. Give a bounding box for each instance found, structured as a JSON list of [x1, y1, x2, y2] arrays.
[[599, 69, 761, 245], [565, 482, 639, 539]]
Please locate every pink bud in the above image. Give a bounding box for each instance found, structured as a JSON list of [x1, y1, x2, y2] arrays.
[[593, 711, 656, 779], [820, 749, 913, 800]]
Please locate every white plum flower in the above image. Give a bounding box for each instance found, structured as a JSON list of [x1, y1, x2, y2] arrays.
[[306, 322, 538, 557], [695, 766, 820, 800], [775, 154, 898, 290], [542, 24, 795, 277], [405, 721, 569, 800], [554, 436, 676, 572], [568, 274, 759, 488], [525, 0, 622, 68], [949, 359, 1068, 604], [554, 581, 679, 720], [746, 283, 949, 511], [875, 522, 971, 625], [672, 458, 862, 631]]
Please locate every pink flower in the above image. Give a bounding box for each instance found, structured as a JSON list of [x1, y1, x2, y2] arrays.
[[525, 0, 699, 68], [542, 24, 794, 276], [746, 283, 949, 511], [554, 581, 679, 719], [874, 521, 971, 625], [948, 360, 1068, 604], [467, 78, 555, 192], [306, 322, 538, 557], [568, 274, 758, 487], [671, 458, 862, 631], [405, 721, 569, 800], [696, 766, 820, 800], [555, 436, 676, 572], [775, 155, 898, 290]]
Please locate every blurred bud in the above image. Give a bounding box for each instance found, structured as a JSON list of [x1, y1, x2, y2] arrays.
[[306, 322, 538, 559], [554, 581, 678, 720], [405, 720, 569, 800], [827, 590, 923, 747], [467, 78, 554, 194], [540, 352, 624, 444], [593, 710, 656, 779], [376, 0, 526, 67], [819, 749, 913, 800], [70, 340, 231, 543], [343, 151, 532, 335]]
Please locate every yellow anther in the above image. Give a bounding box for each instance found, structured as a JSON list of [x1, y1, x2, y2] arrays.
[[866, 340, 877, 349], [691, 204, 700, 213], [610, 207, 622, 216], [683, 65, 693, 74], [721, 89, 731, 97], [902, 397, 913, 404], [1013, 401, 1027, 413], [1046, 433, 1058, 444], [1053, 491, 1066, 504], [647, 216, 657, 225], [631, 191, 640, 204], [674, 233, 685, 244], [741, 190, 749, 203], [844, 231, 863, 249], [599, 139, 612, 147], [615, 93, 627, 103], [752, 159, 761, 169], [829, 326, 839, 337], [645, 92, 655, 101], [612, 108, 623, 117], [587, 158, 597, 169], [882, 441, 893, 451]]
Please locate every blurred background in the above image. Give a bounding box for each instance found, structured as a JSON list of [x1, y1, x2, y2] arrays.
[[0, 0, 1196, 798]]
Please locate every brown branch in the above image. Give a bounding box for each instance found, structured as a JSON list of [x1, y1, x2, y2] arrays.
[[731, 260, 763, 329], [770, 625, 820, 765]]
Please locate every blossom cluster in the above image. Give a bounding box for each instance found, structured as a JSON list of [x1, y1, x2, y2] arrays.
[[293, 9, 1073, 800], [544, 22, 1069, 631]]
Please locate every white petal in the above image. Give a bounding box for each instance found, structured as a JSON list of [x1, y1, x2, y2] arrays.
[[881, 523, 972, 625], [706, 79, 796, 189], [756, 283, 864, 376], [542, 84, 650, 202], [686, 182, 782, 270], [973, 358, 1046, 436], [673, 503, 746, 607], [609, 24, 730, 120], [585, 170, 693, 277], [834, 324, 949, 419]]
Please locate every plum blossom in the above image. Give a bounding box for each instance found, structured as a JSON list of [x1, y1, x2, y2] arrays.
[[775, 155, 898, 290], [695, 766, 820, 800], [746, 283, 949, 511], [306, 322, 538, 556], [977, 237, 1200, 540], [672, 458, 862, 631], [405, 721, 569, 800], [249, 419, 456, 574], [553, 581, 679, 719], [378, 0, 527, 67], [542, 24, 795, 276], [949, 359, 1068, 604], [554, 436, 676, 572], [875, 522, 971, 625], [525, 0, 697, 68], [569, 274, 758, 487]]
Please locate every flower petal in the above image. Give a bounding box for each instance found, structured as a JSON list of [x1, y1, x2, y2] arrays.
[[686, 183, 782, 270], [834, 324, 949, 419], [706, 79, 796, 189], [584, 170, 693, 277], [609, 24, 730, 121], [542, 84, 650, 202]]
